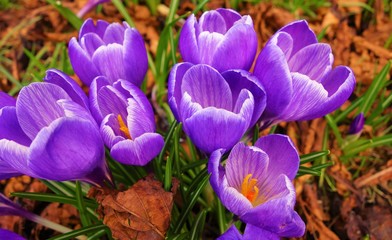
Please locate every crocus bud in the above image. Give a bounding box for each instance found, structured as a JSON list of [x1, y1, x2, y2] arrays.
[[77, 0, 110, 17], [179, 8, 257, 72], [168, 63, 266, 154], [253, 20, 355, 127], [348, 113, 365, 135], [209, 135, 305, 238], [0, 70, 111, 186], [68, 19, 147, 86], [90, 77, 164, 166]]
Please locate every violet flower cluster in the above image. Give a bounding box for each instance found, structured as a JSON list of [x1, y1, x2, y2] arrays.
[[168, 8, 356, 239], [0, 19, 163, 186]]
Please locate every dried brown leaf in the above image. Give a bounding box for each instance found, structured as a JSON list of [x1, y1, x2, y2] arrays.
[[89, 175, 178, 240]]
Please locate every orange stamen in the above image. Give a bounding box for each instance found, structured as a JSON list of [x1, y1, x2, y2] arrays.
[[241, 174, 259, 204], [117, 114, 132, 139]]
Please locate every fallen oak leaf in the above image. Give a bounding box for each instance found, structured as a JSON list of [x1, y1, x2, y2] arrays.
[[88, 175, 179, 240]]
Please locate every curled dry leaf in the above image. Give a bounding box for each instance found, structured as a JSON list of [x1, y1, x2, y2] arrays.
[[88, 175, 179, 240]]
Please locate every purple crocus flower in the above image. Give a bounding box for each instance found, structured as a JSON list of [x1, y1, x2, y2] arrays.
[[0, 69, 110, 186], [253, 20, 355, 126], [209, 135, 305, 238], [90, 77, 164, 166], [179, 8, 257, 72], [168, 63, 266, 154], [68, 19, 147, 86], [0, 229, 25, 240], [348, 113, 365, 135], [77, 0, 110, 18], [219, 224, 287, 240]]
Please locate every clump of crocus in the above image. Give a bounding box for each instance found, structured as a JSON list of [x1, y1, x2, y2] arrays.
[[253, 20, 355, 127], [77, 0, 110, 17], [168, 63, 266, 154], [179, 8, 257, 72], [209, 135, 305, 238], [68, 19, 147, 86], [0, 69, 110, 186], [90, 77, 164, 165]]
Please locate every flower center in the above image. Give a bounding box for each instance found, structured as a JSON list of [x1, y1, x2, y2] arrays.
[[117, 114, 132, 139], [241, 174, 259, 204]]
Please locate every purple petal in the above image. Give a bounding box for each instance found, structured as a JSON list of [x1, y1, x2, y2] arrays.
[[253, 42, 292, 121], [281, 67, 355, 121], [89, 76, 111, 122], [123, 27, 148, 86], [233, 89, 255, 130], [241, 175, 305, 237], [199, 10, 227, 34], [16, 83, 70, 140], [101, 114, 127, 146], [110, 133, 164, 166], [211, 18, 257, 72], [0, 159, 22, 180], [0, 139, 31, 177], [226, 142, 269, 193], [103, 22, 126, 44], [183, 108, 247, 154], [216, 8, 242, 28], [278, 20, 317, 58], [217, 225, 243, 240], [208, 148, 226, 197], [68, 37, 100, 85], [28, 117, 104, 181], [223, 70, 266, 126], [181, 64, 232, 110], [288, 43, 333, 82], [44, 69, 89, 109], [197, 31, 224, 64], [168, 62, 194, 121], [0, 107, 30, 146], [243, 225, 280, 240], [208, 147, 252, 216], [126, 98, 155, 139], [79, 19, 109, 40], [179, 15, 200, 63], [80, 33, 105, 57], [178, 93, 203, 125], [273, 31, 293, 60], [116, 80, 155, 124], [0, 229, 25, 240], [254, 134, 299, 180], [92, 43, 125, 84], [96, 84, 128, 121], [0, 91, 15, 108]]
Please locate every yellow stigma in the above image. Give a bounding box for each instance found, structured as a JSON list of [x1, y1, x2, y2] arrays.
[[241, 174, 259, 204], [117, 114, 132, 139]]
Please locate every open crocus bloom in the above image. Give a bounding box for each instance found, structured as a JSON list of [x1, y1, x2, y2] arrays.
[[168, 63, 266, 154], [0, 70, 110, 186], [209, 135, 305, 238], [253, 20, 355, 126], [68, 19, 147, 86], [179, 8, 257, 72], [90, 77, 164, 166]]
